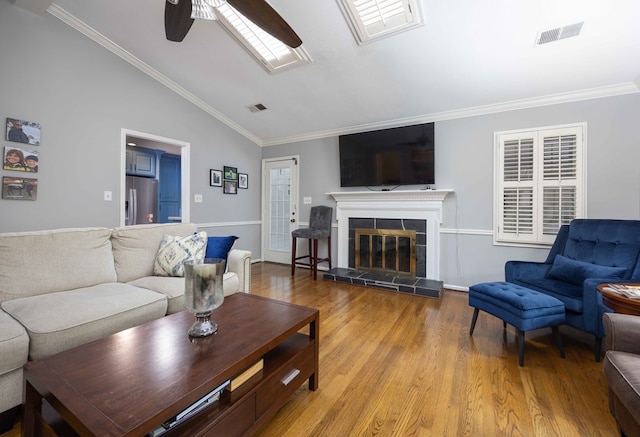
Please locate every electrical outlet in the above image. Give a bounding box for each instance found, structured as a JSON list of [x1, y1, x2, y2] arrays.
[[104, 191, 112, 201], [194, 194, 203, 203], [303, 197, 312, 204]]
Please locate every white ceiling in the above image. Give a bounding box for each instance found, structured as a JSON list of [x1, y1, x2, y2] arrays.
[[18, 0, 640, 145]]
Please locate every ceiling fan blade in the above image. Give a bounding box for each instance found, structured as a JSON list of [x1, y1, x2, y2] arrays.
[[227, 0, 302, 48], [165, 0, 195, 42]]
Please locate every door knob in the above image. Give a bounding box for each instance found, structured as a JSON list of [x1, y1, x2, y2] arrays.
[[290, 219, 296, 223]]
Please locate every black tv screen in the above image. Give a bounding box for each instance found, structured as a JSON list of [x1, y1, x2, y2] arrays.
[[339, 122, 435, 187]]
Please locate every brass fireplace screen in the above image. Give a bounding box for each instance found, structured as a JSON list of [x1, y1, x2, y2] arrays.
[[355, 228, 416, 276]]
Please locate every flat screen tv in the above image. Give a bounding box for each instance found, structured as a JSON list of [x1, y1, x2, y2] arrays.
[[339, 122, 434, 188]]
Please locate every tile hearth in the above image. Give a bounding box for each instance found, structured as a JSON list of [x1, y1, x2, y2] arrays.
[[323, 267, 443, 298]]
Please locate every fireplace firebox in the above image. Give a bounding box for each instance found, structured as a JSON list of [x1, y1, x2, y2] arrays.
[[348, 218, 427, 278], [355, 228, 416, 276]]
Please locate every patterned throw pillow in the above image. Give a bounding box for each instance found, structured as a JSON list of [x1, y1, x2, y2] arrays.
[[153, 232, 207, 277]]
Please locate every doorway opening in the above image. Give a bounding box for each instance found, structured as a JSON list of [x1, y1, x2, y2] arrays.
[[261, 156, 299, 264], [120, 129, 190, 226]]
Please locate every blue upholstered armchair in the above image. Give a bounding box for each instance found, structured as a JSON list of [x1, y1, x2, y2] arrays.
[[505, 219, 640, 361]]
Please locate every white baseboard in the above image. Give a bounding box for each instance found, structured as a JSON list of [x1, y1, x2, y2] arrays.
[[444, 284, 469, 292]]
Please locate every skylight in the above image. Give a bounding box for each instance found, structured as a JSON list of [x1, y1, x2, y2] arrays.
[[215, 4, 310, 73], [338, 0, 423, 44]]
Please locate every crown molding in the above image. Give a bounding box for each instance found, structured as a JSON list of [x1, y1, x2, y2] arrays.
[[47, 4, 262, 146], [262, 82, 640, 146]]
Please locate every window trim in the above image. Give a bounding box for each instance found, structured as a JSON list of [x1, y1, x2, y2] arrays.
[[337, 0, 423, 45], [493, 122, 587, 248]]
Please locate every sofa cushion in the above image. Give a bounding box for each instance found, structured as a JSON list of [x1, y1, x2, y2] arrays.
[[111, 223, 197, 282], [0, 227, 116, 303], [205, 236, 238, 263], [129, 271, 239, 314], [0, 310, 28, 374], [153, 232, 207, 277], [1, 283, 167, 360], [0, 368, 24, 413], [548, 255, 628, 286], [0, 309, 29, 413]]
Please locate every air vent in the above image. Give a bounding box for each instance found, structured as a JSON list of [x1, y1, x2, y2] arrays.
[[536, 21, 584, 45], [248, 103, 268, 113]]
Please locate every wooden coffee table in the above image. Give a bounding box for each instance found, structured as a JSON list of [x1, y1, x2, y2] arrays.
[[22, 293, 319, 436]]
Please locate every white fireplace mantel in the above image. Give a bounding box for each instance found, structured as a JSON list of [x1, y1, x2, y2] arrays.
[[327, 189, 453, 280]]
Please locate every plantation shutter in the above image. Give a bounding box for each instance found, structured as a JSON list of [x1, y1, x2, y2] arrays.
[[498, 132, 537, 243], [496, 124, 584, 245], [540, 129, 581, 242], [339, 0, 420, 43]]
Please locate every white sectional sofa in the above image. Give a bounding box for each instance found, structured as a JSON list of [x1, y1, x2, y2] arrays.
[[0, 223, 251, 431]]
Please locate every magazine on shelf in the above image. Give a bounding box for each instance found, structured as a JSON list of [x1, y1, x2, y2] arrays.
[[604, 284, 640, 299]]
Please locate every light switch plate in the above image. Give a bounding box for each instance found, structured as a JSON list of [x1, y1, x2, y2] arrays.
[[104, 191, 112, 201], [194, 194, 203, 203], [303, 197, 312, 204]]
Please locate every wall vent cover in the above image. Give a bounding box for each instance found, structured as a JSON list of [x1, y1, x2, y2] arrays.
[[536, 21, 584, 45]]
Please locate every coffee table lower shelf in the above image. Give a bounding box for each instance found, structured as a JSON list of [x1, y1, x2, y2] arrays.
[[164, 333, 316, 436]]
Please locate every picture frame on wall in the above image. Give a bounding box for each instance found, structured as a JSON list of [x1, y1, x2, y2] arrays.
[[238, 173, 248, 189], [6, 118, 41, 146], [223, 180, 238, 194], [3, 146, 39, 172], [2, 176, 38, 200], [210, 169, 222, 187], [223, 166, 238, 181]]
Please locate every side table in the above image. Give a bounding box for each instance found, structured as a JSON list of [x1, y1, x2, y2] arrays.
[[598, 283, 640, 316]]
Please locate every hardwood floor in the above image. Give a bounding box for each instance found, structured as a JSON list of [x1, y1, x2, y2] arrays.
[[2, 262, 618, 436], [251, 263, 617, 436]]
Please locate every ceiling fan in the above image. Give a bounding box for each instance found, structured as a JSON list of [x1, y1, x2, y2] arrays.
[[165, 0, 302, 48]]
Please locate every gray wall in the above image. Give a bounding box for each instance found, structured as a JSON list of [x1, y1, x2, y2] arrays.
[[0, 3, 261, 257], [263, 93, 640, 289]]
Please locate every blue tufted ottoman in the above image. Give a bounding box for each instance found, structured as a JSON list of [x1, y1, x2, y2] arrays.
[[469, 281, 566, 366]]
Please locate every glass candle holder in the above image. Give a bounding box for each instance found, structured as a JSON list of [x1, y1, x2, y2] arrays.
[[184, 258, 225, 337]]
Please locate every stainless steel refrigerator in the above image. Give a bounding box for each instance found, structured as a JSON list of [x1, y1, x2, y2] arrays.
[[125, 176, 158, 225]]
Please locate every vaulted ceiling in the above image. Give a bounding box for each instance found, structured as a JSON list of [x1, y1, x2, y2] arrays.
[[12, 0, 640, 146]]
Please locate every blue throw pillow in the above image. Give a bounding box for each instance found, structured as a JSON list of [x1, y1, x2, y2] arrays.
[[205, 236, 238, 268], [547, 254, 628, 285]]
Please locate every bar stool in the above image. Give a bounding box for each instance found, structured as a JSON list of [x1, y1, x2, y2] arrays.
[[291, 206, 333, 280]]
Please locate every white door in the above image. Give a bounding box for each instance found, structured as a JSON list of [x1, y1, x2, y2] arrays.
[[262, 156, 299, 264]]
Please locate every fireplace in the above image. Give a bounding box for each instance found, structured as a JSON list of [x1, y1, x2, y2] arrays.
[[326, 190, 453, 297], [329, 189, 452, 279]]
